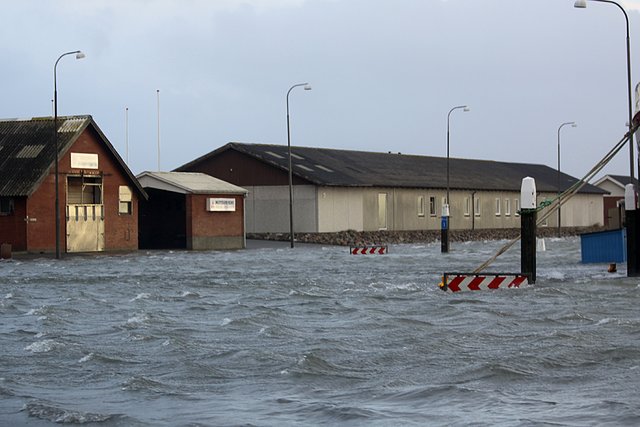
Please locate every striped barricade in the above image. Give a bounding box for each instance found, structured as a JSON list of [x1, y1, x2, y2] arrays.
[[350, 245, 388, 255], [439, 273, 528, 292]]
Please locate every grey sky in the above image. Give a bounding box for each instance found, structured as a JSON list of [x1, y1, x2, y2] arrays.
[[2, 0, 640, 180]]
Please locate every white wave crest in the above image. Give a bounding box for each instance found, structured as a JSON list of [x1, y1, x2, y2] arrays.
[[130, 293, 150, 302], [25, 339, 62, 353], [126, 313, 149, 326], [78, 353, 94, 363]]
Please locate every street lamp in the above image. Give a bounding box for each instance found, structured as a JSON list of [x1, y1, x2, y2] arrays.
[[286, 82, 311, 248], [54, 50, 85, 259], [557, 121, 577, 237], [442, 105, 470, 253], [574, 0, 634, 182]]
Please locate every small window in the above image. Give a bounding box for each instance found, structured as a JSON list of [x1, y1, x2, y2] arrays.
[[0, 197, 14, 215], [474, 197, 481, 217], [315, 164, 334, 172], [16, 145, 45, 158], [514, 199, 520, 216], [464, 197, 470, 217], [266, 151, 284, 159], [296, 164, 314, 172], [429, 196, 436, 216], [417, 196, 425, 217], [119, 186, 132, 215], [495, 198, 501, 216], [505, 198, 511, 216], [67, 176, 102, 204]]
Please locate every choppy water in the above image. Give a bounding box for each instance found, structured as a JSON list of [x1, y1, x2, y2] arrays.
[[1, 238, 639, 426]]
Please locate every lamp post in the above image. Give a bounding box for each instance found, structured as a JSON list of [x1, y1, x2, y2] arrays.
[[574, 0, 634, 182], [442, 105, 469, 253], [53, 50, 85, 259], [286, 82, 312, 248], [557, 121, 577, 237], [575, 0, 638, 277]]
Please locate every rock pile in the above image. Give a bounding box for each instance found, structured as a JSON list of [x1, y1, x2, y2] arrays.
[[247, 226, 604, 246]]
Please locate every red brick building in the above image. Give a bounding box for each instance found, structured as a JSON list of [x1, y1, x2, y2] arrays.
[[136, 171, 247, 250], [0, 115, 146, 254]]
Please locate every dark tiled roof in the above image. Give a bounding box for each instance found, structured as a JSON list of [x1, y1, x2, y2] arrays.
[[603, 174, 640, 188], [0, 115, 146, 199], [183, 142, 605, 194]]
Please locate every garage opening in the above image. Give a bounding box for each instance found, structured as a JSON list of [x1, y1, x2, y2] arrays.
[[139, 188, 186, 249]]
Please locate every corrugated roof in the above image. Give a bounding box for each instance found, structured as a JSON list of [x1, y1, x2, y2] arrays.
[[137, 171, 248, 194], [181, 142, 605, 194], [0, 115, 147, 199]]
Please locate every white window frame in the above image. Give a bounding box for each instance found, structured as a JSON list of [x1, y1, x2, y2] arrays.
[[505, 198, 511, 216], [429, 196, 436, 217], [474, 197, 481, 217], [495, 198, 501, 216], [417, 195, 425, 217], [515, 199, 520, 216], [464, 197, 471, 217], [119, 185, 133, 215]]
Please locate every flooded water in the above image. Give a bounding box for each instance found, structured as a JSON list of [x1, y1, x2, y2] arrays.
[[1, 238, 639, 426]]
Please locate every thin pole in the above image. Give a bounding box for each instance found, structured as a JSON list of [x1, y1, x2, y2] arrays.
[[157, 89, 160, 171], [125, 107, 129, 165], [443, 105, 468, 253], [53, 50, 83, 259], [557, 122, 576, 236], [286, 82, 310, 249]]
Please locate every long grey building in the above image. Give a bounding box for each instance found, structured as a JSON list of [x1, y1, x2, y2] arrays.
[[176, 143, 605, 234]]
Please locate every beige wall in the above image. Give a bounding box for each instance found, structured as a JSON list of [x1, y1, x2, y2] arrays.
[[318, 186, 603, 232], [317, 187, 364, 232], [244, 184, 604, 233], [597, 180, 622, 197]]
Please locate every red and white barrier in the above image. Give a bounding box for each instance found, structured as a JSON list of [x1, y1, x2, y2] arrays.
[[440, 273, 528, 292], [350, 245, 387, 255]]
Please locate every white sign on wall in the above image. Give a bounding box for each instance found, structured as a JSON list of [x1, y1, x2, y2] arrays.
[[71, 152, 99, 170], [207, 197, 236, 212]]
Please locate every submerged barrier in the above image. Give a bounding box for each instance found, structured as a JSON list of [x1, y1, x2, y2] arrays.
[[439, 273, 529, 292], [350, 245, 388, 255]]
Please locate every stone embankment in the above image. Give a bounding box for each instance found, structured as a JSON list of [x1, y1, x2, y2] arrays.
[[247, 226, 605, 247]]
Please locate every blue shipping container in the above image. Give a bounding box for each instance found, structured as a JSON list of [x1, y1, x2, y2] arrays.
[[580, 228, 626, 264]]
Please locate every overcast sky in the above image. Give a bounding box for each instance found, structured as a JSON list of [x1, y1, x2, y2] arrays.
[[3, 0, 640, 181]]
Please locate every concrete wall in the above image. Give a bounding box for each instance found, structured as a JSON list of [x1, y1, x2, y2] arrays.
[[326, 187, 603, 232], [317, 187, 364, 232], [245, 185, 317, 233], [244, 184, 603, 234], [555, 193, 603, 228]]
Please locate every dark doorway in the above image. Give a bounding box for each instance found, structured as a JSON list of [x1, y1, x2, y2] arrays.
[[139, 188, 186, 249]]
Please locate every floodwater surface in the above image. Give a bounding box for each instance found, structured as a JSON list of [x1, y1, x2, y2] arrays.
[[1, 238, 639, 426]]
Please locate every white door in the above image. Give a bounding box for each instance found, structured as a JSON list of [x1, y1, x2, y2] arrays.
[[66, 204, 105, 252]]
